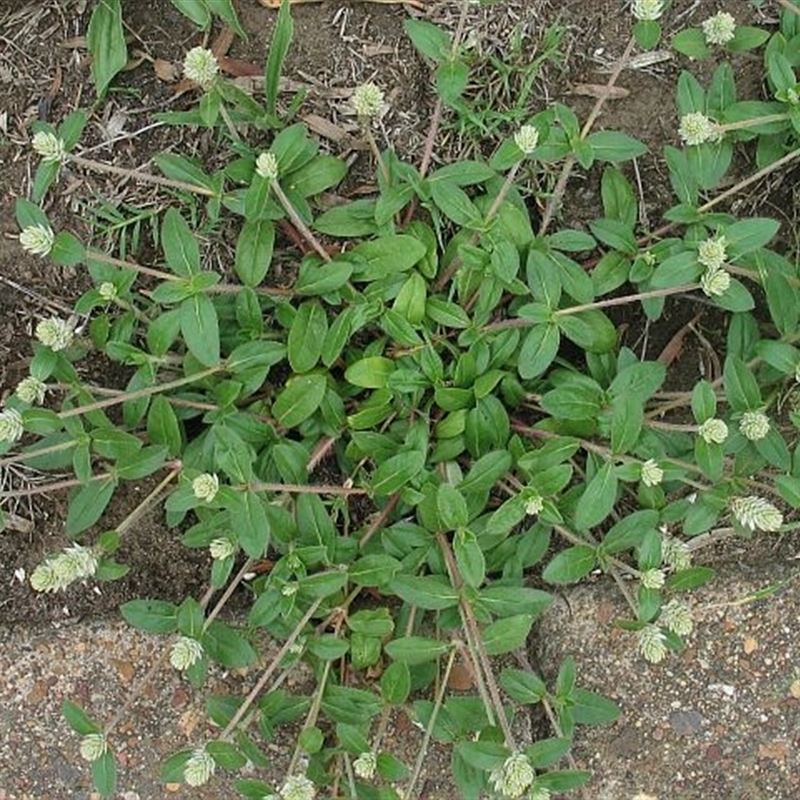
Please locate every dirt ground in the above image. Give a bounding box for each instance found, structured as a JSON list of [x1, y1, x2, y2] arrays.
[[0, 0, 798, 798]]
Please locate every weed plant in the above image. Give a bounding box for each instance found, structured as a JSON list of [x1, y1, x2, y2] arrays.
[[5, 0, 800, 797]]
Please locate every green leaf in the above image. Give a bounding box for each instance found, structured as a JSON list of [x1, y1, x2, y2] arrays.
[[348, 554, 401, 588], [610, 393, 643, 454], [458, 450, 512, 494], [499, 668, 546, 704], [322, 685, 383, 726], [351, 235, 426, 281], [287, 155, 347, 197], [477, 586, 553, 619], [385, 636, 451, 664], [287, 300, 327, 373], [272, 373, 327, 428], [436, 59, 469, 105], [633, 18, 661, 49], [295, 257, 353, 296], [482, 615, 534, 655], [389, 574, 459, 610], [115, 445, 168, 480], [601, 510, 659, 555], [665, 566, 715, 591], [147, 394, 183, 456], [600, 167, 637, 227], [381, 661, 412, 704], [404, 18, 452, 62], [454, 529, 485, 587], [63, 701, 101, 735], [206, 740, 248, 770], [672, 28, 711, 60], [66, 477, 116, 535], [426, 296, 471, 328], [586, 130, 647, 162], [571, 688, 620, 724], [51, 232, 86, 266], [205, 0, 246, 39], [539, 383, 603, 421], [92, 751, 117, 798], [556, 310, 617, 353], [203, 621, 257, 668], [525, 737, 573, 769], [86, 0, 126, 97], [180, 293, 220, 367], [725, 217, 780, 256], [518, 324, 560, 380], [230, 491, 270, 558], [162, 208, 200, 277], [168, 0, 211, 28], [121, 599, 178, 633], [588, 217, 638, 255], [345, 357, 396, 389], [437, 484, 469, 529], [235, 219, 275, 287], [264, 0, 293, 116], [155, 153, 215, 191], [542, 545, 597, 584], [430, 181, 483, 228], [574, 462, 617, 529], [371, 451, 426, 496], [723, 355, 761, 411]]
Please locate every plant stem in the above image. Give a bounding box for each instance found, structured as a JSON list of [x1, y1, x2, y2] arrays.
[[220, 598, 323, 739], [539, 34, 636, 235], [57, 366, 223, 420], [69, 154, 216, 196], [405, 646, 457, 800], [243, 480, 367, 497], [271, 180, 332, 262]]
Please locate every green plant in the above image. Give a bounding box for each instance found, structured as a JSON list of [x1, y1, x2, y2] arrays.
[[6, 0, 800, 798]]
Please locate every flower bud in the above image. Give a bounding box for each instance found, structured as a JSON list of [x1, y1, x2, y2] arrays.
[[183, 47, 219, 91], [32, 131, 66, 163], [351, 82, 385, 119], [184, 746, 216, 787], [79, 733, 108, 762], [702, 12, 736, 45], [0, 407, 24, 443], [637, 623, 667, 663], [660, 599, 693, 637], [255, 151, 279, 181], [631, 0, 664, 21], [279, 773, 316, 800], [353, 751, 377, 780], [640, 568, 666, 590], [640, 459, 663, 487], [730, 495, 783, 532], [698, 418, 728, 444], [19, 224, 55, 257], [16, 376, 47, 405], [170, 636, 205, 671], [514, 124, 539, 156], [738, 410, 769, 441], [35, 316, 75, 351], [678, 112, 721, 146], [192, 472, 219, 503], [489, 752, 535, 799]]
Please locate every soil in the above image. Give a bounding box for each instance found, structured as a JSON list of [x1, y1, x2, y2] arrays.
[[0, 0, 799, 798]]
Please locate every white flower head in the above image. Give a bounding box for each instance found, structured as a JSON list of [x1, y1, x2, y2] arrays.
[[529, 788, 552, 800], [209, 537, 236, 560], [353, 751, 377, 780], [739, 410, 770, 441], [637, 623, 668, 663], [700, 266, 731, 297], [514, 124, 540, 156], [698, 417, 728, 444], [640, 568, 666, 590], [489, 752, 535, 799], [79, 733, 108, 762], [98, 282, 118, 301], [16, 376, 47, 405], [30, 544, 98, 592], [280, 773, 316, 800], [631, 0, 664, 21], [32, 130, 66, 163], [35, 316, 75, 351], [351, 82, 386, 119], [640, 459, 664, 487], [661, 534, 692, 571], [192, 472, 219, 503], [678, 112, 722, 146], [525, 494, 544, 516], [697, 235, 727, 270], [184, 746, 216, 787], [171, 636, 205, 671], [702, 12, 736, 46], [0, 407, 24, 443], [255, 151, 279, 182], [19, 224, 55, 257], [660, 599, 693, 637], [730, 495, 783, 532], [183, 47, 219, 91]]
